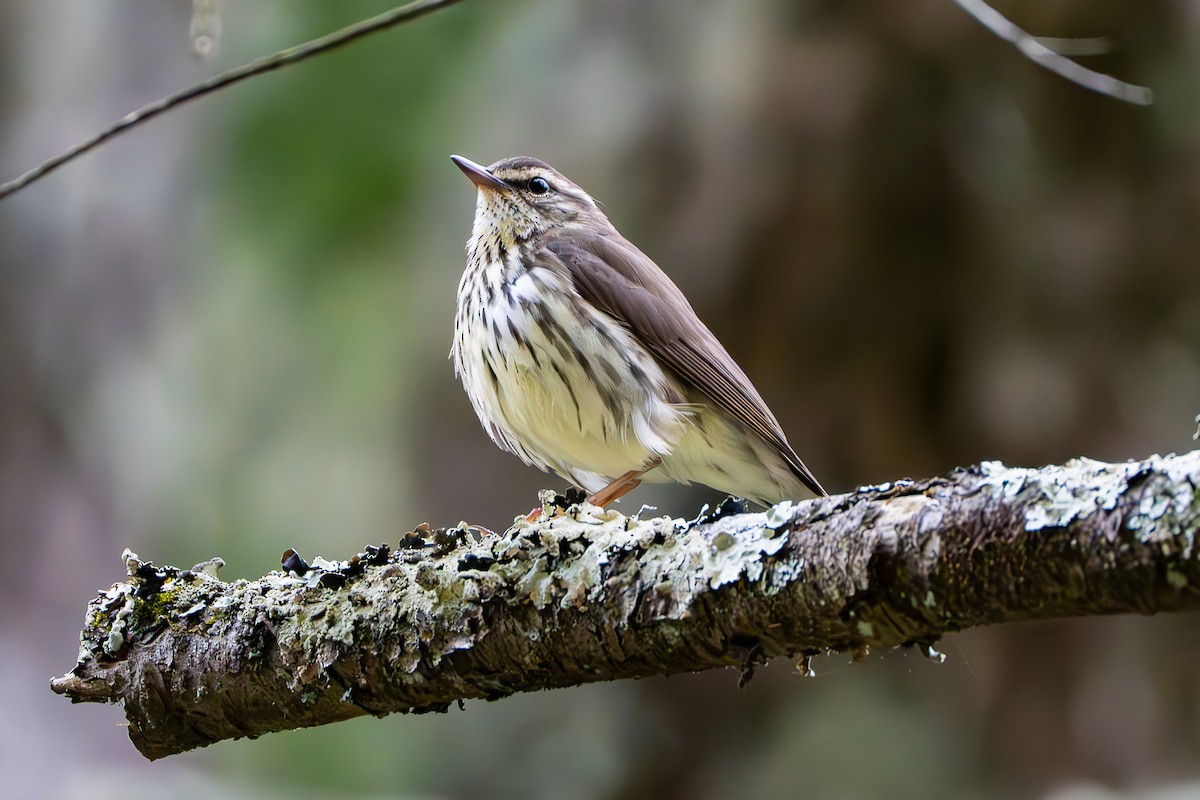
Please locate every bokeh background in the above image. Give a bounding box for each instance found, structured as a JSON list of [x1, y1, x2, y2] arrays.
[[2, 1, 1199, 798]]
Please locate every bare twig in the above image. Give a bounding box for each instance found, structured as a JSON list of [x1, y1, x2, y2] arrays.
[[52, 452, 1200, 760], [0, 0, 466, 202], [953, 0, 1153, 105]]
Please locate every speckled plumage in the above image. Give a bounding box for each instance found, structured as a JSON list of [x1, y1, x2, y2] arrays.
[[450, 155, 825, 506]]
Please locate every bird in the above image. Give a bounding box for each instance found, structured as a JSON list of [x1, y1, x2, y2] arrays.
[[449, 154, 826, 509]]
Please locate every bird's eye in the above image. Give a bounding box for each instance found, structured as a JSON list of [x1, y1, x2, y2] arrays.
[[528, 177, 550, 195]]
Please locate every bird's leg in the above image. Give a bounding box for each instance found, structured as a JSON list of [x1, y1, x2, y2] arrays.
[[586, 457, 663, 507], [524, 462, 662, 523]]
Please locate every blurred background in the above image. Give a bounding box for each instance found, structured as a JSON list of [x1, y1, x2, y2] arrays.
[[2, 0, 1199, 798]]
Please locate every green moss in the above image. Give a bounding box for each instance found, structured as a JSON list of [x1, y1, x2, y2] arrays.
[[131, 588, 180, 629]]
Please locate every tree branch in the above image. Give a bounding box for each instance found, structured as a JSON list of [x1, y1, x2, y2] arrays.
[[0, 0, 466, 202], [52, 452, 1200, 760], [952, 0, 1153, 105]]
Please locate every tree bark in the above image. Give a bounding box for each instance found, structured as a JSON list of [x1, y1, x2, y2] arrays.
[[51, 452, 1200, 760]]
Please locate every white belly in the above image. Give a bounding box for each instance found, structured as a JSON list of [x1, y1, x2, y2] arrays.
[[453, 264, 690, 492]]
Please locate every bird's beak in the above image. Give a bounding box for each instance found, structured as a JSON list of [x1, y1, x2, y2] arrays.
[[451, 155, 509, 192]]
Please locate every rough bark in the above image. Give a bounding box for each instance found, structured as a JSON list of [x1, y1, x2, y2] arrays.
[[52, 452, 1200, 760]]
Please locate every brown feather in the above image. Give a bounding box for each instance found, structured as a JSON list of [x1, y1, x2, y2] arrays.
[[543, 230, 827, 497]]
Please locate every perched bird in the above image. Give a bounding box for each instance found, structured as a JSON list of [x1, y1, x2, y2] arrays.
[[450, 155, 826, 508]]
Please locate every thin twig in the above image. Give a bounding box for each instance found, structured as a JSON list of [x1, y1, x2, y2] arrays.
[[1030, 37, 1111, 58], [953, 0, 1153, 106], [0, 0, 466, 202]]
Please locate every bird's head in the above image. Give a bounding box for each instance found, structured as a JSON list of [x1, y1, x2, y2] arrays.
[[451, 155, 610, 247]]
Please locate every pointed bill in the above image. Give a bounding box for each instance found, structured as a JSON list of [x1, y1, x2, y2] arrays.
[[451, 155, 509, 192]]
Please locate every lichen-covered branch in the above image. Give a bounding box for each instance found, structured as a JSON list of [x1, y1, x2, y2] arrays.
[[52, 452, 1200, 760]]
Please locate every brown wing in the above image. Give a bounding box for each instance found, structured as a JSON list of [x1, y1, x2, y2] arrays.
[[544, 230, 827, 497]]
